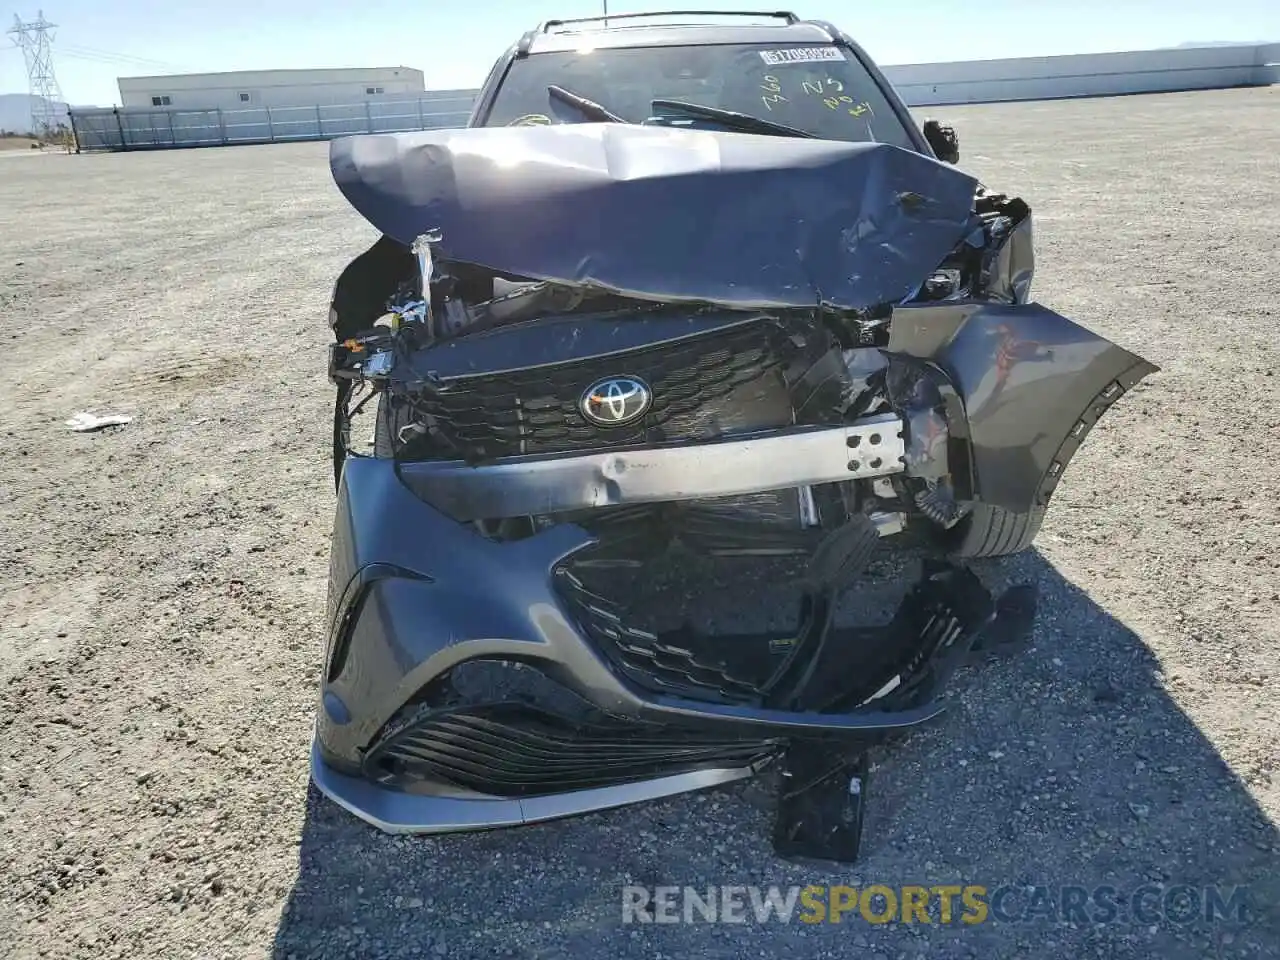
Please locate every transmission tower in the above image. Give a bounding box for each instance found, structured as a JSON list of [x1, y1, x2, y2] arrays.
[[7, 10, 65, 136]]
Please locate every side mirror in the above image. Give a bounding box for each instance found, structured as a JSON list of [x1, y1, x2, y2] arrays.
[[923, 119, 959, 164]]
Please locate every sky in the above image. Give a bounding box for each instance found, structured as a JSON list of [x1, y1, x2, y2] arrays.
[[2, 0, 1278, 106]]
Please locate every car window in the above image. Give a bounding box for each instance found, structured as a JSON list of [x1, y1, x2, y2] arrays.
[[482, 42, 917, 148]]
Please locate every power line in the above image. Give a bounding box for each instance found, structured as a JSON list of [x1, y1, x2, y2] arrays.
[[60, 50, 181, 71], [7, 10, 65, 135], [59, 43, 182, 70]]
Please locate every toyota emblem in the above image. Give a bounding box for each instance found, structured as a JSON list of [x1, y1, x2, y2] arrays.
[[580, 376, 653, 427]]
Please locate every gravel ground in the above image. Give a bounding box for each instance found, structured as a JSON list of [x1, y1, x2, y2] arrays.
[[1, 86, 1277, 960]]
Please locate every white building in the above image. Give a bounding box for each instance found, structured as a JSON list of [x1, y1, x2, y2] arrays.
[[117, 67, 426, 110]]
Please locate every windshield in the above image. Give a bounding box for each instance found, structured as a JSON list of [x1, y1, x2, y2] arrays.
[[481, 42, 917, 148]]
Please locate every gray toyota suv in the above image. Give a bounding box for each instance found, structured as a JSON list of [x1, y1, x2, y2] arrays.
[[315, 9, 1154, 865]]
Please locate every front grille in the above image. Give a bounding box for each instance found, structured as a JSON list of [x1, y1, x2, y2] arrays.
[[363, 702, 779, 796], [416, 317, 800, 460], [556, 568, 782, 705]]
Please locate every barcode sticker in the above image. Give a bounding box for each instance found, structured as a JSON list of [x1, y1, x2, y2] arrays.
[[758, 47, 846, 66]]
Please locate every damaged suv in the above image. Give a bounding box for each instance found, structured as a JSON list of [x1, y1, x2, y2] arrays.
[[314, 10, 1156, 860]]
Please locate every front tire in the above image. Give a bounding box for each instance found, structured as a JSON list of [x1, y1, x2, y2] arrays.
[[948, 503, 1045, 558]]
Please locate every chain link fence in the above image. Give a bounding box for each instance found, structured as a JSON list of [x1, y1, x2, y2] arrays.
[[68, 93, 479, 152]]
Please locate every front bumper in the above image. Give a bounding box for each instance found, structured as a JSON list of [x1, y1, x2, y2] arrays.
[[314, 443, 1001, 834], [313, 299, 1157, 835]]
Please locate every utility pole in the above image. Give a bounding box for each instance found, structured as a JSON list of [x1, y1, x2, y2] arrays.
[[7, 10, 65, 138]]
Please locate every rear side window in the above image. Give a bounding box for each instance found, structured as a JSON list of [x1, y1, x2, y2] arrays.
[[483, 42, 915, 148]]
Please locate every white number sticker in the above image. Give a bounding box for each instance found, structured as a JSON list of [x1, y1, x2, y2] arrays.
[[758, 47, 846, 66]]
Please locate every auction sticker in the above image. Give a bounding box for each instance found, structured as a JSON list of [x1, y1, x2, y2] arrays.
[[758, 47, 846, 66]]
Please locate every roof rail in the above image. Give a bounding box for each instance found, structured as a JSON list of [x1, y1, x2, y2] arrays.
[[538, 10, 800, 32], [516, 28, 539, 55]]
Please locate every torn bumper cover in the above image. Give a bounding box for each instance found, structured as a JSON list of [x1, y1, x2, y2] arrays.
[[314, 123, 1157, 856], [314, 455, 1015, 832]]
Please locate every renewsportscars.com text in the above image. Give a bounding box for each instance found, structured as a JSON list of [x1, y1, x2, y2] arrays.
[[621, 884, 1252, 926]]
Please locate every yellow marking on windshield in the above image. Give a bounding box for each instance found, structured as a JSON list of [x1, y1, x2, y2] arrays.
[[759, 75, 789, 112], [755, 74, 874, 121]]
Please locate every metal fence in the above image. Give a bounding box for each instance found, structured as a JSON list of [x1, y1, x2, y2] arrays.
[[68, 94, 479, 152]]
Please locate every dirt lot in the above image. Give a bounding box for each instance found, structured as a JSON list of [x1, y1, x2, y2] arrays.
[[1, 86, 1277, 960], [0, 137, 41, 152]]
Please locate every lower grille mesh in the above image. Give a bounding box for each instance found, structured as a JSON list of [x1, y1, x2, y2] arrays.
[[556, 568, 783, 704], [364, 702, 779, 796]]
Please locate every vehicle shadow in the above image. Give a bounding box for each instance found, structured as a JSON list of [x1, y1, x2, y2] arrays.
[[272, 548, 1278, 960]]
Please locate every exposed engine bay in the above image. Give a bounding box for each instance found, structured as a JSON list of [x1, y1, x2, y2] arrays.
[[315, 123, 1157, 861]]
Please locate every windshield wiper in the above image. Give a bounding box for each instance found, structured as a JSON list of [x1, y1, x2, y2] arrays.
[[547, 85, 626, 123], [650, 99, 816, 139]]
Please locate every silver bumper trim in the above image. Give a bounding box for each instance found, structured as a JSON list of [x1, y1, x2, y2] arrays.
[[310, 738, 759, 834], [399, 412, 906, 521]]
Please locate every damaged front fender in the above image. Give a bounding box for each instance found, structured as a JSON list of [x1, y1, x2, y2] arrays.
[[889, 300, 1158, 553]]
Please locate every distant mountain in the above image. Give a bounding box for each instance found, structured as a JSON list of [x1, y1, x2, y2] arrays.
[[0, 93, 72, 135]]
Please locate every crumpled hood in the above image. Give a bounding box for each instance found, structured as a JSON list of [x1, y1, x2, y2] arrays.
[[329, 123, 980, 312]]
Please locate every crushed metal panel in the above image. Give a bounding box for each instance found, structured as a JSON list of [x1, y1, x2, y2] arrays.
[[888, 301, 1159, 513], [329, 123, 980, 311]]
